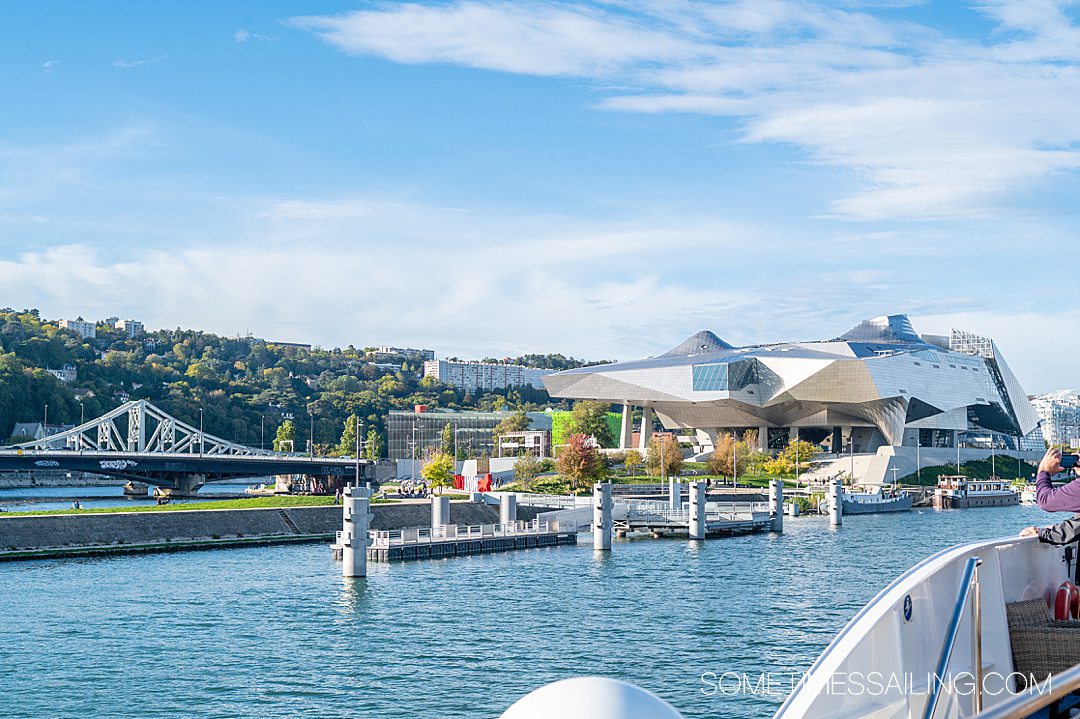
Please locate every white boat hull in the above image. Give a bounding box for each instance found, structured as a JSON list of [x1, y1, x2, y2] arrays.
[[775, 536, 1072, 719]]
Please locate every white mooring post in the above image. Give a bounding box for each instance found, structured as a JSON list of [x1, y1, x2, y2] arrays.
[[593, 482, 612, 550], [688, 481, 706, 540], [769, 479, 783, 533], [342, 486, 372, 578], [668, 477, 682, 511], [431, 495, 450, 528], [500, 493, 517, 525], [830, 480, 843, 526]]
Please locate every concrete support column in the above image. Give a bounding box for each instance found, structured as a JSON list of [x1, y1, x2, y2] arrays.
[[758, 425, 769, 453], [769, 479, 784, 533], [619, 404, 634, 450], [156, 473, 207, 498], [499, 493, 517, 526], [431, 495, 450, 528], [829, 480, 843, 527], [688, 481, 706, 540], [668, 477, 683, 511], [638, 406, 654, 451], [342, 486, 372, 578], [593, 482, 612, 551]]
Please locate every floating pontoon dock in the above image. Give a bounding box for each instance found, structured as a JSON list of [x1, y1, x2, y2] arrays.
[[335, 519, 577, 563]]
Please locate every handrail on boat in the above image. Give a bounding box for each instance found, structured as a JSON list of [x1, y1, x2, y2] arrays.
[[923, 556, 983, 719], [974, 662, 1080, 719]]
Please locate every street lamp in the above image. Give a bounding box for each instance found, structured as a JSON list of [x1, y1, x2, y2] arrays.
[[199, 408, 204, 457], [309, 413, 315, 459], [79, 401, 84, 427]]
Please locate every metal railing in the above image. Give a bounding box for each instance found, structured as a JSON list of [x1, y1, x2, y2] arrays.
[[972, 661, 1080, 719], [624, 500, 771, 524], [369, 520, 551, 547], [923, 556, 983, 719]]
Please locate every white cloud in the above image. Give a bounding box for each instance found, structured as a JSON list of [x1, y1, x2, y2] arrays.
[[41, 60, 59, 73], [289, 2, 703, 76], [291, 0, 1080, 221], [234, 29, 273, 43], [113, 55, 165, 69]]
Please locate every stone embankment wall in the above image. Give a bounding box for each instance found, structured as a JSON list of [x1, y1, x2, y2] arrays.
[[0, 501, 544, 557]]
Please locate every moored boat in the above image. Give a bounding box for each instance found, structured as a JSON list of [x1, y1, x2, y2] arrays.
[[934, 475, 1019, 509], [842, 486, 913, 514], [1020, 484, 1038, 505]]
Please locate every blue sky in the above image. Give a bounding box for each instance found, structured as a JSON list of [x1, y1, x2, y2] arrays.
[[1, 1, 1078, 393]]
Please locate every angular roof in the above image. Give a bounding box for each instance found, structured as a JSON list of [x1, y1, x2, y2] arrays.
[[837, 315, 924, 344], [661, 330, 733, 357]]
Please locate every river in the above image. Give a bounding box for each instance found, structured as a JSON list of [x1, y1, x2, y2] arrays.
[[0, 503, 1059, 719]]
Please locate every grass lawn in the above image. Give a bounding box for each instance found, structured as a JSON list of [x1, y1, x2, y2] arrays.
[[898, 458, 1038, 486], [0, 494, 399, 518]]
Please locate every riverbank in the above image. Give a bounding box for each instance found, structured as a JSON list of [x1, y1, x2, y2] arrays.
[[0, 500, 540, 561]]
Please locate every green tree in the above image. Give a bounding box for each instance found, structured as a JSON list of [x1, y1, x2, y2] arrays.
[[624, 449, 643, 477], [492, 408, 530, 444], [781, 439, 819, 473], [274, 420, 296, 452], [646, 434, 684, 478], [363, 428, 384, 460], [422, 451, 455, 494], [440, 422, 454, 454], [514, 453, 542, 490], [555, 433, 607, 491], [567, 400, 615, 448], [338, 414, 360, 456]]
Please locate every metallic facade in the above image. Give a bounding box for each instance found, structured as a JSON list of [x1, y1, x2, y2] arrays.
[[544, 315, 1040, 454]]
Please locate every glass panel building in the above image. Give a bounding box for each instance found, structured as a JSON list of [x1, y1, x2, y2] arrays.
[[386, 409, 553, 460]]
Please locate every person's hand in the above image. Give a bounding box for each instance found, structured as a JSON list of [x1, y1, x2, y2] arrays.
[[1019, 526, 1040, 538], [1040, 448, 1063, 475]]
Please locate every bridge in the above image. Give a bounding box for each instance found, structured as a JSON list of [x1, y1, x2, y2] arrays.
[[0, 400, 373, 496]]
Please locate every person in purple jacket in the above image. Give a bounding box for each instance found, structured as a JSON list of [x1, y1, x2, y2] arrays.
[[1019, 448, 1079, 539]]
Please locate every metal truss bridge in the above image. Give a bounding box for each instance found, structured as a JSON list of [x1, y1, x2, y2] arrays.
[[0, 400, 371, 495]]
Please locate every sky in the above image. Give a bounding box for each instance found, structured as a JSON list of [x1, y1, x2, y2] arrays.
[[1, 0, 1078, 393]]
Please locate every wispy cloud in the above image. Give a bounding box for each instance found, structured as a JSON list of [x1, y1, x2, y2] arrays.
[[234, 29, 273, 43], [291, 0, 1080, 221], [41, 60, 59, 74], [113, 55, 165, 69]]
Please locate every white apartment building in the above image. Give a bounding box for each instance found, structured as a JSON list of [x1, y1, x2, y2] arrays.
[[115, 319, 144, 337], [1032, 390, 1080, 448], [423, 359, 553, 393], [59, 318, 96, 339]]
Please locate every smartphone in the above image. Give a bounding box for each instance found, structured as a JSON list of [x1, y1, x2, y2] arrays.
[[1062, 453, 1080, 469]]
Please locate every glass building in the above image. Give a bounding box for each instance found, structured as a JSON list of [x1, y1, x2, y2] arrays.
[[385, 409, 552, 460]]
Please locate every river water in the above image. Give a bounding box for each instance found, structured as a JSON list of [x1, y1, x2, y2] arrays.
[[0, 483, 259, 513], [0, 503, 1060, 719]]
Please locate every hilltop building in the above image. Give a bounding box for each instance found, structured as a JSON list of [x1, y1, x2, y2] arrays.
[[423, 359, 553, 393], [59, 318, 96, 339], [45, 364, 77, 383], [375, 346, 435, 361], [544, 314, 1043, 483], [115, 319, 144, 337]]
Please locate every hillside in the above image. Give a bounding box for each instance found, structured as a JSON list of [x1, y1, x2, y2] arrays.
[[0, 309, 601, 452]]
